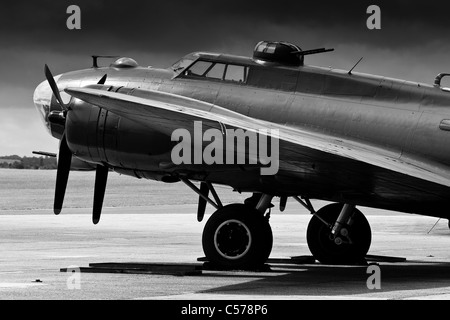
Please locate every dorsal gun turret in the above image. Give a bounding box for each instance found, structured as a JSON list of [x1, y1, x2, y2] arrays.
[[253, 41, 334, 67]]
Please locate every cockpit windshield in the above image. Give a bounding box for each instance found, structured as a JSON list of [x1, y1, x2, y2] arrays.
[[170, 53, 198, 74]]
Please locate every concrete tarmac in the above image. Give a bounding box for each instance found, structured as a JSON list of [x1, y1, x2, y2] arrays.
[[1, 204, 450, 300]]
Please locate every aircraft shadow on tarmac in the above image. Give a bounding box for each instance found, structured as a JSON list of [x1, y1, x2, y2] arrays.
[[198, 261, 450, 297], [70, 257, 450, 297]]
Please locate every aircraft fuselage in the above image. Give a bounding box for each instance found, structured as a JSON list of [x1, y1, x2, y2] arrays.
[[34, 52, 450, 217]]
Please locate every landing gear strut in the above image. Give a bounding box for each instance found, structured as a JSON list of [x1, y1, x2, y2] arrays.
[[306, 203, 371, 264]]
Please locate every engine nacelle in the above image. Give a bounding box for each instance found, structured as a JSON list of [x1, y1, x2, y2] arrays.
[[65, 98, 173, 171]]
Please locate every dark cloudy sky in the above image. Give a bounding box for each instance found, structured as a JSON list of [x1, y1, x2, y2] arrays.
[[1, 0, 450, 156]]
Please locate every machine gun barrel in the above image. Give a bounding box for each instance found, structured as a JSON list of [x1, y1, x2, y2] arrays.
[[292, 48, 334, 56]]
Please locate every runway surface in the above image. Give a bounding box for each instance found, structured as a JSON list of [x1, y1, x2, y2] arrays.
[[1, 169, 450, 301], [1, 205, 450, 300]]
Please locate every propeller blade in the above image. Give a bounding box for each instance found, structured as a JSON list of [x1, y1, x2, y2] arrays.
[[54, 135, 72, 215], [44, 64, 67, 111], [197, 182, 209, 222], [93, 164, 109, 224], [97, 74, 107, 85], [279, 196, 287, 212]]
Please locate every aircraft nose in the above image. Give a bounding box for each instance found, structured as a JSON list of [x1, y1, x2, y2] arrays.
[[33, 79, 54, 133], [34, 79, 53, 108]]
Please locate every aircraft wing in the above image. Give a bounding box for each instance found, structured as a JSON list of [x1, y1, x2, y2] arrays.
[[65, 86, 450, 215]]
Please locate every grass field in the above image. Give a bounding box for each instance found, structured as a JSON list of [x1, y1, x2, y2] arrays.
[[0, 169, 247, 211]]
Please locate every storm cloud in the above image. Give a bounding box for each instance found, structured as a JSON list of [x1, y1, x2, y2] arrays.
[[2, 0, 450, 87]]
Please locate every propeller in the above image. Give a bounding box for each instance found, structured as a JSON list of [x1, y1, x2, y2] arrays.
[[44, 65, 72, 215], [93, 164, 108, 224], [91, 75, 108, 224], [54, 135, 72, 215], [44, 65, 109, 223], [45, 65, 69, 111], [97, 74, 107, 85], [279, 196, 287, 212]]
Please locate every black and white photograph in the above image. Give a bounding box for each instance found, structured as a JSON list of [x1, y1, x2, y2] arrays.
[[2, 0, 450, 310]]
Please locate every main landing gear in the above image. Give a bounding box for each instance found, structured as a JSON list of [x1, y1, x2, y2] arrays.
[[202, 203, 273, 269], [306, 203, 371, 265], [181, 180, 372, 269]]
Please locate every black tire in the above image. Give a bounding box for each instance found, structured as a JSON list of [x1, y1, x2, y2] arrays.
[[307, 203, 371, 265], [202, 204, 273, 269]]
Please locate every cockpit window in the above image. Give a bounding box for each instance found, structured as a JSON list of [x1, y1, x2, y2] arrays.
[[180, 59, 248, 84], [171, 57, 196, 73], [186, 61, 213, 76], [225, 65, 247, 82], [205, 63, 226, 79]]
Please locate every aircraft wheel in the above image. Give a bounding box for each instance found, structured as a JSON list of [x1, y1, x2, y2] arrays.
[[202, 204, 273, 269], [307, 203, 371, 265]]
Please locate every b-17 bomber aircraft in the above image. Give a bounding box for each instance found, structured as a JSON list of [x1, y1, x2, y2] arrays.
[[33, 41, 450, 269]]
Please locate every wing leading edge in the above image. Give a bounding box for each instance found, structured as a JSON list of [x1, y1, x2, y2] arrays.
[[65, 85, 450, 191]]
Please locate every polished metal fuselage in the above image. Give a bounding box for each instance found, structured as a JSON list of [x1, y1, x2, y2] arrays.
[[36, 54, 450, 217]]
